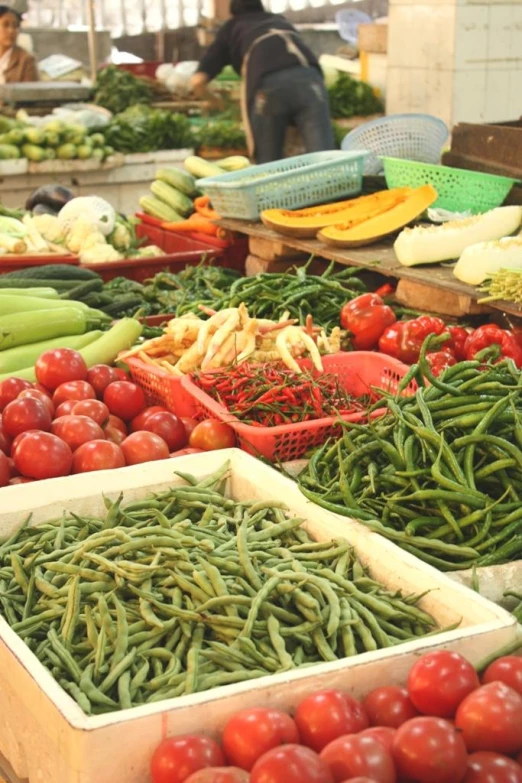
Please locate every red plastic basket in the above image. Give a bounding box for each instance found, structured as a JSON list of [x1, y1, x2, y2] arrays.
[[0, 254, 78, 274], [181, 352, 417, 462], [125, 356, 197, 417]]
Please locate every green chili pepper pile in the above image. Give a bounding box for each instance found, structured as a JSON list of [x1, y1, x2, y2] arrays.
[[0, 463, 436, 715], [299, 338, 522, 572], [215, 261, 367, 329]]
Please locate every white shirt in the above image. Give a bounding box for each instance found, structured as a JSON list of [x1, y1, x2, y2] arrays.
[[0, 49, 13, 85]]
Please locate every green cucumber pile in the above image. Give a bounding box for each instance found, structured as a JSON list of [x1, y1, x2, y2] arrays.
[[0, 266, 141, 381], [0, 463, 437, 714]]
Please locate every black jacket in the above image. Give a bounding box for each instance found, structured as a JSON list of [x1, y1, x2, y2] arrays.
[[197, 12, 321, 107]]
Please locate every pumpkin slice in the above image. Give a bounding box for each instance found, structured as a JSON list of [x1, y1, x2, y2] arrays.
[[318, 185, 438, 248], [261, 188, 412, 238]]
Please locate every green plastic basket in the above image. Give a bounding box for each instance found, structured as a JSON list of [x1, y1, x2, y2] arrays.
[[382, 157, 517, 214]]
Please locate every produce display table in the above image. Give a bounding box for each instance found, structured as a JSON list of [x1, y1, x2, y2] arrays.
[[218, 217, 521, 319], [0, 149, 193, 215]]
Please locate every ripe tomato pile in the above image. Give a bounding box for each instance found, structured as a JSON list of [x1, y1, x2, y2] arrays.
[[150, 649, 522, 783], [0, 348, 236, 485]]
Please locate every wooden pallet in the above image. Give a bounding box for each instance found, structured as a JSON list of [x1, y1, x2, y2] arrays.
[[219, 218, 516, 318]]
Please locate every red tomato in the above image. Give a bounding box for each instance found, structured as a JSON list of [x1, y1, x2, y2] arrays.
[[104, 381, 146, 421], [339, 779, 380, 783], [52, 381, 96, 408], [483, 657, 522, 697], [0, 377, 33, 411], [181, 417, 198, 439], [33, 383, 52, 398], [363, 686, 418, 729], [121, 431, 169, 465], [72, 440, 125, 473], [392, 717, 469, 783], [51, 416, 105, 452], [455, 682, 522, 755], [13, 431, 72, 479], [71, 400, 109, 426], [10, 429, 40, 454], [105, 414, 127, 435], [150, 735, 224, 783], [320, 735, 396, 783], [35, 348, 88, 390], [408, 651, 480, 718], [7, 457, 18, 478], [189, 420, 236, 451], [10, 476, 34, 484], [463, 752, 522, 783], [86, 365, 118, 398], [0, 420, 11, 455], [55, 400, 79, 417], [142, 412, 187, 452], [222, 708, 300, 771], [131, 406, 166, 431], [295, 690, 369, 753], [17, 388, 55, 417], [112, 367, 129, 381], [104, 426, 126, 445], [3, 398, 52, 438], [358, 728, 396, 753], [0, 451, 9, 486], [251, 744, 333, 783], [184, 769, 249, 783]]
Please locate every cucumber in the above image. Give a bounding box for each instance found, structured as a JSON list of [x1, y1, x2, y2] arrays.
[[0, 265, 100, 281], [0, 330, 102, 374], [1, 287, 60, 298], [0, 308, 86, 351], [0, 278, 84, 290], [60, 278, 104, 301]]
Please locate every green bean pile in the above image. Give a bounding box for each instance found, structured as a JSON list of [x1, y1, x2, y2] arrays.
[[299, 348, 522, 572], [214, 261, 367, 329], [0, 464, 435, 715]]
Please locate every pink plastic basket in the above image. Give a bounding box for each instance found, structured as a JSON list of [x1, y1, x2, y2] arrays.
[[125, 357, 197, 418], [181, 352, 417, 462]]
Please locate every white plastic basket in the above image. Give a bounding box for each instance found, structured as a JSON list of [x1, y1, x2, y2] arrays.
[[196, 150, 367, 220], [341, 113, 449, 176]]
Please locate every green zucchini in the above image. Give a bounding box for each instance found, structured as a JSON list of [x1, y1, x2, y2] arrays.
[[0, 308, 86, 351], [0, 278, 84, 290], [2, 287, 60, 298], [77, 318, 142, 367], [0, 265, 100, 281], [0, 294, 108, 321], [0, 330, 102, 374]]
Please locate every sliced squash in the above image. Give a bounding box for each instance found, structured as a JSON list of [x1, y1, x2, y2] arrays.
[[395, 205, 522, 267], [261, 188, 412, 238], [318, 185, 438, 248]]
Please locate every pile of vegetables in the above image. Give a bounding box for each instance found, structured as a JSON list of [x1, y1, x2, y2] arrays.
[[193, 363, 365, 426], [103, 105, 192, 154], [148, 644, 522, 783], [0, 461, 435, 711], [299, 337, 522, 571], [0, 345, 228, 485], [93, 66, 154, 115], [193, 120, 247, 153], [0, 117, 113, 163], [139, 155, 250, 228], [120, 304, 341, 375], [326, 71, 384, 120]]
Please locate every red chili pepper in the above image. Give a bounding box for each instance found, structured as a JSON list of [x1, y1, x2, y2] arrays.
[[374, 283, 395, 298], [379, 316, 446, 364], [425, 349, 457, 377], [464, 324, 522, 367], [340, 293, 396, 351]]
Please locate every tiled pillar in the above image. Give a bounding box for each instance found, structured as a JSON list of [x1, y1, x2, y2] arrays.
[[386, 0, 522, 128]]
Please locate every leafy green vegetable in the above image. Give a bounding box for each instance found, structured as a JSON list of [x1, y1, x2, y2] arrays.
[[94, 66, 153, 115], [103, 105, 193, 153], [194, 120, 246, 151], [328, 73, 384, 120]]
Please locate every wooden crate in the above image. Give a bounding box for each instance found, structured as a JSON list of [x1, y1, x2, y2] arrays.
[[358, 23, 388, 54], [0, 449, 515, 783]]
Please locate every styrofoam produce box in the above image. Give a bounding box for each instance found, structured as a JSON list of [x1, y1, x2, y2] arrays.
[[451, 562, 522, 608], [0, 449, 516, 783]]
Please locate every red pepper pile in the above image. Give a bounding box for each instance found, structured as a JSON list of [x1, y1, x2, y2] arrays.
[[192, 364, 365, 427], [341, 293, 522, 375]]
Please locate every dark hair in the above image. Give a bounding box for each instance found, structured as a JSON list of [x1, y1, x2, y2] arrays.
[[230, 0, 264, 15], [0, 6, 21, 21]]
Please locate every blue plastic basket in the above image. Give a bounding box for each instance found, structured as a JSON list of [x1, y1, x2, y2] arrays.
[[196, 151, 367, 220], [341, 113, 449, 176]]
